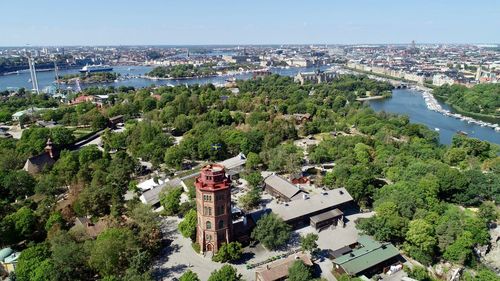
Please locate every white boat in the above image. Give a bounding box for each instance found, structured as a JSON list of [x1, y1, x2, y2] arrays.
[[434, 128, 440, 131], [80, 64, 113, 73]]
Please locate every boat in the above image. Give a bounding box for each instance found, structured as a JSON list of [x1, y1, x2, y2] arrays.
[[80, 64, 113, 73], [434, 128, 440, 131], [457, 131, 468, 136]]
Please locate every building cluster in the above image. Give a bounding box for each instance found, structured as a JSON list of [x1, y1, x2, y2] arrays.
[[2, 44, 499, 88], [344, 44, 500, 86], [132, 145, 406, 280]]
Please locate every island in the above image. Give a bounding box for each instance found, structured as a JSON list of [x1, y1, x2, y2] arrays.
[[58, 72, 119, 84], [146, 64, 216, 79]]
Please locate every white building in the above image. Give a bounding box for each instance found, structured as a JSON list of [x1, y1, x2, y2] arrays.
[[433, 74, 455, 86]]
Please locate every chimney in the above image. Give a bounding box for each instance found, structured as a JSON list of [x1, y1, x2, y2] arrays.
[[45, 138, 54, 158]]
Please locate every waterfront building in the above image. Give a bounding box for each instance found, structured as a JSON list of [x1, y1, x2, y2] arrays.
[[196, 164, 233, 254], [287, 57, 312, 67], [294, 70, 336, 85], [433, 74, 455, 86]]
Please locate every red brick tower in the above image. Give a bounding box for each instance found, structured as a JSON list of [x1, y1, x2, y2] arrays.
[[195, 164, 232, 254]]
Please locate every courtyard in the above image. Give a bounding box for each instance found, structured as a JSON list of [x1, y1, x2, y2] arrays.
[[153, 212, 375, 281]]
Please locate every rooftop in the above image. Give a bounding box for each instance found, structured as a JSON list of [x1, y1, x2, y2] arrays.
[[310, 208, 343, 224], [137, 177, 165, 191], [218, 152, 246, 170], [333, 235, 400, 276], [139, 177, 182, 205], [268, 188, 353, 222], [255, 252, 313, 281], [264, 174, 304, 200]]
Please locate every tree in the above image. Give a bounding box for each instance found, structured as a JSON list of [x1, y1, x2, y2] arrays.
[[164, 146, 185, 169], [207, 265, 242, 281], [2, 206, 37, 242], [173, 114, 192, 135], [50, 127, 76, 146], [73, 183, 111, 217], [159, 186, 183, 215], [288, 260, 313, 281], [49, 231, 92, 281], [300, 233, 319, 253], [179, 270, 200, 281], [478, 201, 497, 223], [90, 112, 108, 131], [15, 243, 56, 281], [251, 213, 291, 250], [45, 211, 64, 231], [443, 231, 474, 264], [404, 219, 436, 265], [179, 209, 197, 240], [244, 171, 263, 188], [246, 152, 261, 170], [353, 143, 372, 164], [129, 204, 162, 254], [357, 201, 408, 243], [238, 188, 261, 210], [212, 242, 243, 263], [52, 150, 79, 185], [0, 170, 36, 201], [443, 147, 467, 166], [406, 266, 432, 281], [89, 228, 140, 277], [472, 269, 500, 281]]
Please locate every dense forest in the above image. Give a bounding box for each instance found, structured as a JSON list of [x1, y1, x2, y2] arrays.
[[0, 74, 498, 280], [434, 83, 500, 118]]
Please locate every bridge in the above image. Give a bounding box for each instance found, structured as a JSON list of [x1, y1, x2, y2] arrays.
[[389, 81, 410, 89]]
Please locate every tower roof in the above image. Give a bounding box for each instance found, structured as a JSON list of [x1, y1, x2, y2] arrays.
[[196, 164, 230, 191]]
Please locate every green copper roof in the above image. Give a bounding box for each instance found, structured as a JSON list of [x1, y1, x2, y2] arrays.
[[333, 235, 400, 275]]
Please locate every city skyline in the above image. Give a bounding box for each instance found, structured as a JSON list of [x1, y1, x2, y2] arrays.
[[1, 0, 499, 46]]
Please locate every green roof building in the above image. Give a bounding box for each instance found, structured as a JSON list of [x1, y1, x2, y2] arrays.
[[332, 235, 403, 277]]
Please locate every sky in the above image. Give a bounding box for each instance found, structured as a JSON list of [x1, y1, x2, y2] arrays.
[[0, 0, 499, 46]]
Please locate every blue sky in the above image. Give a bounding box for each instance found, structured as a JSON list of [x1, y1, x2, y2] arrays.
[[1, 0, 499, 46]]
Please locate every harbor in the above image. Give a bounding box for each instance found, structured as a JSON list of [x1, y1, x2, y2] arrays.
[[368, 88, 500, 145], [417, 86, 500, 132], [345, 67, 500, 135]]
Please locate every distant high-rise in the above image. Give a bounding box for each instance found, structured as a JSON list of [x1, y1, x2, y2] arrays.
[[411, 40, 416, 50]]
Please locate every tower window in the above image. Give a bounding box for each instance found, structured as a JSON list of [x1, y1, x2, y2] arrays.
[[206, 221, 212, 229], [218, 220, 224, 229], [216, 205, 225, 216]]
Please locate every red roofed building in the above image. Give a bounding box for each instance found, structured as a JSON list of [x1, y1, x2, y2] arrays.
[[71, 95, 94, 105]]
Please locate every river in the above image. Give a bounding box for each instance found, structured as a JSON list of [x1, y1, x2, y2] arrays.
[[1, 66, 499, 145], [369, 89, 500, 145]]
